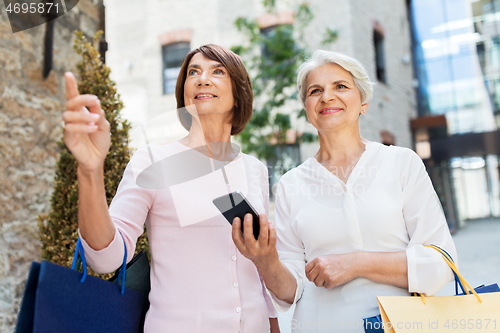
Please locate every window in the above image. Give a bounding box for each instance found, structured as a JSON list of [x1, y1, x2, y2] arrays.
[[380, 130, 395, 146], [162, 42, 190, 95], [257, 11, 295, 59], [260, 25, 278, 59], [267, 144, 301, 199], [259, 24, 294, 79], [373, 30, 386, 83]]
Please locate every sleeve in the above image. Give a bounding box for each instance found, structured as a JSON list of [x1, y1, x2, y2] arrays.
[[402, 150, 457, 296], [79, 148, 157, 274], [260, 273, 278, 318], [267, 176, 306, 312]]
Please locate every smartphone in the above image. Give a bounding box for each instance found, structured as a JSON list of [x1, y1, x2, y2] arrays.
[[213, 191, 261, 240]]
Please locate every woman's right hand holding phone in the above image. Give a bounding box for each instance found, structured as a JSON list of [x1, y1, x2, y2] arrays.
[[62, 72, 110, 173], [232, 213, 279, 267], [232, 213, 298, 304]]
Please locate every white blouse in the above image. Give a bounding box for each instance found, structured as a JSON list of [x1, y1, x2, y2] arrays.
[[270, 141, 456, 332]]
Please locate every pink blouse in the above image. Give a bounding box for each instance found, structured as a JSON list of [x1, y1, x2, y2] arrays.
[[79, 141, 277, 333]]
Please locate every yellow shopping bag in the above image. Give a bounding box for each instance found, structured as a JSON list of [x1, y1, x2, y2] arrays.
[[377, 245, 500, 333]]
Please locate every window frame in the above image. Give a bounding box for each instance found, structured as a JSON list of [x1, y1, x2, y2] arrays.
[[162, 42, 190, 95], [373, 29, 387, 83]]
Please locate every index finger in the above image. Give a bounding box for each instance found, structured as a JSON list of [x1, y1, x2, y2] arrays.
[[65, 72, 80, 100], [243, 213, 257, 243], [232, 217, 247, 252]]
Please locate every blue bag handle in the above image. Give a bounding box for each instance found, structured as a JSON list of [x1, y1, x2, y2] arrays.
[[71, 236, 128, 295], [71, 238, 88, 283], [429, 244, 465, 295], [115, 239, 128, 295]]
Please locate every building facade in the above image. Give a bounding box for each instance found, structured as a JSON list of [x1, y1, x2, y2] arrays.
[[104, 0, 416, 158], [410, 0, 500, 225]]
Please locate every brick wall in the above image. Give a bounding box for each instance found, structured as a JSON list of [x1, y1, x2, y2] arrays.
[[350, 0, 417, 148]]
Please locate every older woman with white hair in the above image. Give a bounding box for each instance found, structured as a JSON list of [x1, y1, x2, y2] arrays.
[[232, 50, 457, 332]]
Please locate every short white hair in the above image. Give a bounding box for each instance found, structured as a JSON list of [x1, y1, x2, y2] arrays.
[[297, 50, 375, 107]]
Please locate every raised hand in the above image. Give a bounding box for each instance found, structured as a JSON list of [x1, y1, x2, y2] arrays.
[[62, 72, 110, 172]]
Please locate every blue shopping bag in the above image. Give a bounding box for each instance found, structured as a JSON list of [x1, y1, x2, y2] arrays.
[[15, 237, 147, 333]]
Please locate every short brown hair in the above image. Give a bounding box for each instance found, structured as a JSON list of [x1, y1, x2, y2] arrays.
[[175, 44, 253, 135]]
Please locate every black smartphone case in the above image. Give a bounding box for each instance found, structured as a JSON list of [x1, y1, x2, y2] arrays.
[[213, 191, 261, 240]]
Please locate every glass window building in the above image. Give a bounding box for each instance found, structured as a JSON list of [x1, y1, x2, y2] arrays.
[[410, 0, 500, 224]]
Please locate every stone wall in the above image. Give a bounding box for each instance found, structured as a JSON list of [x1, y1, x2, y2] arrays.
[[0, 2, 99, 331]]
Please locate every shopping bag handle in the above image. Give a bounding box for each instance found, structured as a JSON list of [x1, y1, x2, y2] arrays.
[[419, 245, 482, 304], [71, 236, 128, 295], [71, 238, 88, 283], [114, 237, 128, 295], [425, 245, 465, 295], [425, 245, 468, 295]]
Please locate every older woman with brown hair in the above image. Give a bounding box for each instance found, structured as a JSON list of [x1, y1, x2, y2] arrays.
[[233, 50, 457, 332], [62, 44, 279, 333]]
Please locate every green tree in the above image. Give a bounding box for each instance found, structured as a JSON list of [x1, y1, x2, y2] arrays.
[[37, 31, 148, 278], [231, 1, 337, 177]]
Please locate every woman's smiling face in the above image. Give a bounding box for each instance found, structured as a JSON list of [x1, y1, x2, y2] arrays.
[[183, 53, 235, 121], [304, 63, 368, 132]]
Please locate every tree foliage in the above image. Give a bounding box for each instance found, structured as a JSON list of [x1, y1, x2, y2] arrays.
[[37, 31, 149, 278], [232, 1, 336, 172]]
